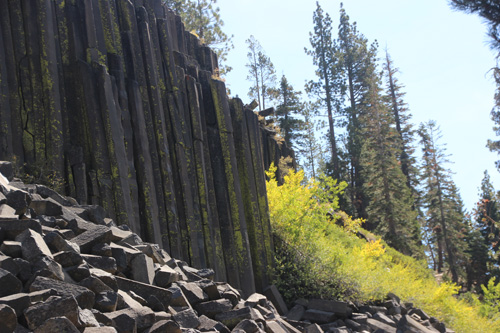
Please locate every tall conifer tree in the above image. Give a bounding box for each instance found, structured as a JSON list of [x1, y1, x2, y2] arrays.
[[297, 102, 324, 180], [360, 70, 422, 256], [246, 36, 277, 111], [418, 121, 468, 283], [275, 75, 304, 149], [336, 4, 379, 219], [383, 51, 419, 192], [471, 171, 500, 284], [305, 2, 342, 179]]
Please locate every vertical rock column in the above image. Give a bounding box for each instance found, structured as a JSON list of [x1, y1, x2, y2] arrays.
[[0, 0, 297, 295], [204, 74, 256, 296], [230, 99, 273, 292]]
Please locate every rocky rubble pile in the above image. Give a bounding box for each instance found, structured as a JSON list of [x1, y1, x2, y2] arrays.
[[0, 161, 452, 333]]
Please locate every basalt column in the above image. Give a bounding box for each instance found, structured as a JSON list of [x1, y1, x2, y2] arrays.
[[0, 0, 294, 295]]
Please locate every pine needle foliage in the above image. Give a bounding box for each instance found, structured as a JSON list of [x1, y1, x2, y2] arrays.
[[360, 72, 422, 257], [418, 121, 469, 284]]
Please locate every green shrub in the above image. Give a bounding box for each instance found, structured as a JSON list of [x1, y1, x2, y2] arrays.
[[266, 165, 500, 333]]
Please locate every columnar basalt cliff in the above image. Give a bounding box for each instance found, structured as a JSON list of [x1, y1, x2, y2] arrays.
[[0, 0, 294, 295]]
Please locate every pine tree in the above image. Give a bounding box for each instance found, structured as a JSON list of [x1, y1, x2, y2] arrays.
[[418, 121, 469, 283], [383, 51, 419, 191], [472, 171, 500, 282], [165, 0, 233, 74], [275, 75, 304, 149], [246, 36, 277, 111], [360, 70, 422, 256], [297, 102, 325, 180], [336, 4, 379, 219], [305, 1, 342, 179]]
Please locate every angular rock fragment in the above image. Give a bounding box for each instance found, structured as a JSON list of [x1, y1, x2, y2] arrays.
[[276, 318, 301, 333], [176, 281, 208, 305], [129, 253, 154, 284], [373, 312, 397, 327], [304, 323, 323, 333], [79, 276, 113, 294], [103, 311, 136, 333], [359, 305, 387, 315], [366, 318, 397, 333], [0, 204, 17, 220], [91, 242, 112, 257], [44, 231, 80, 254], [115, 275, 174, 309], [127, 290, 147, 306], [398, 314, 436, 333], [215, 307, 261, 329], [0, 219, 42, 239], [0, 162, 14, 181], [147, 295, 165, 312], [78, 308, 100, 328], [105, 307, 155, 332], [30, 276, 95, 309], [195, 299, 233, 318], [30, 199, 63, 216], [245, 293, 267, 308], [233, 319, 260, 333], [139, 244, 166, 265], [66, 263, 91, 282], [167, 284, 190, 307], [218, 284, 241, 307], [307, 299, 351, 319], [154, 265, 181, 287], [196, 279, 220, 300], [198, 315, 230, 333], [6, 190, 30, 215], [0, 304, 17, 332], [286, 304, 305, 321], [54, 251, 83, 268], [35, 184, 75, 206], [145, 319, 181, 333], [16, 229, 52, 262], [118, 233, 143, 247], [0, 254, 19, 275], [1, 240, 22, 257], [89, 268, 118, 291], [71, 226, 112, 253], [263, 285, 288, 316], [0, 293, 30, 317], [0, 268, 22, 297], [32, 256, 65, 281], [172, 308, 200, 329], [197, 268, 216, 280], [24, 296, 79, 330], [81, 254, 117, 274], [33, 316, 80, 333], [302, 309, 336, 324], [264, 320, 287, 333], [109, 226, 133, 243], [117, 290, 144, 310]]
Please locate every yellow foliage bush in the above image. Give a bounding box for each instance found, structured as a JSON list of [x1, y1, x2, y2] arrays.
[[267, 165, 500, 333]]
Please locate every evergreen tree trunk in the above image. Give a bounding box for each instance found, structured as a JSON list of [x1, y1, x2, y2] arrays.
[[385, 53, 411, 185], [436, 180, 459, 283], [320, 38, 339, 179]]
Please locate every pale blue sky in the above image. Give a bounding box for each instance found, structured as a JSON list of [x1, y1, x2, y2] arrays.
[[217, 0, 500, 212]]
